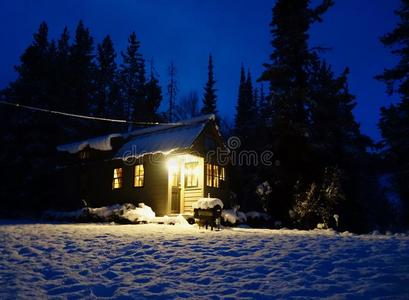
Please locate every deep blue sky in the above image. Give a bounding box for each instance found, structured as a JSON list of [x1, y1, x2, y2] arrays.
[[0, 0, 400, 140]]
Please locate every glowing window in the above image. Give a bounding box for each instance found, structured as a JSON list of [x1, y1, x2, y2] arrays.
[[134, 164, 144, 187], [206, 163, 212, 187], [112, 168, 123, 189], [206, 164, 225, 188], [185, 162, 199, 188]]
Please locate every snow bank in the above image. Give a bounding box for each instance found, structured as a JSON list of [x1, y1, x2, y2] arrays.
[[2, 222, 408, 299], [153, 215, 190, 226], [122, 203, 155, 223], [44, 203, 155, 223], [57, 133, 121, 153], [222, 206, 247, 225], [193, 198, 224, 210]]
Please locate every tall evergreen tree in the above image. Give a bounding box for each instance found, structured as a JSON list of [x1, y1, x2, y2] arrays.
[[201, 54, 217, 115], [376, 0, 409, 226], [145, 59, 162, 122], [54, 27, 71, 112], [119, 32, 146, 124], [95, 35, 118, 117], [1, 22, 58, 212], [308, 58, 384, 231], [167, 62, 178, 122], [258, 83, 271, 128], [259, 0, 334, 222], [235, 66, 257, 147], [69, 20, 95, 115]]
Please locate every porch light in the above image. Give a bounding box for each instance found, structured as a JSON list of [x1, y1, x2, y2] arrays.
[[167, 158, 179, 173]]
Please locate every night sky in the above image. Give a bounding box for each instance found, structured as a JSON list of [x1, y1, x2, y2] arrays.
[[0, 0, 400, 140]]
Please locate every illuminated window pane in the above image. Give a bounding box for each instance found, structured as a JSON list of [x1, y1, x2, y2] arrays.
[[206, 164, 212, 186], [213, 165, 219, 187], [185, 162, 198, 188], [206, 164, 224, 188], [219, 167, 226, 181], [134, 164, 144, 187], [112, 168, 123, 189]]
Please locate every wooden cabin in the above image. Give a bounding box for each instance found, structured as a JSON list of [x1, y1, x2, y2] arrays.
[[56, 115, 229, 216]]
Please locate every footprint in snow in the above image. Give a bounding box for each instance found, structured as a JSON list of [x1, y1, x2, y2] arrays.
[[147, 283, 168, 293], [91, 284, 117, 297], [102, 270, 119, 280], [18, 247, 38, 257]]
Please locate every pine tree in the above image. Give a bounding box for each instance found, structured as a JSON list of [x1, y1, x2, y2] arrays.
[[201, 54, 217, 115], [258, 83, 271, 128], [96, 35, 117, 117], [309, 59, 371, 166], [54, 27, 71, 112], [167, 62, 178, 122], [376, 0, 409, 226], [69, 20, 95, 115], [235, 66, 257, 147], [145, 59, 162, 122], [307, 57, 386, 231], [259, 0, 334, 222], [235, 66, 247, 138], [119, 32, 146, 124], [1, 22, 58, 212]]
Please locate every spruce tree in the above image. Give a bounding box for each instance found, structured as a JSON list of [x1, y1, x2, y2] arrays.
[[69, 20, 95, 115], [235, 66, 248, 139], [96, 35, 117, 117], [1, 22, 57, 211], [235, 66, 257, 147], [145, 59, 162, 121], [167, 62, 178, 122], [307, 57, 385, 231], [119, 32, 146, 123], [54, 27, 71, 112], [201, 54, 217, 115], [259, 0, 334, 223], [376, 0, 409, 226]]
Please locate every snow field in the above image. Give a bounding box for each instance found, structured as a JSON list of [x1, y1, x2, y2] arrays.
[[0, 222, 408, 299]]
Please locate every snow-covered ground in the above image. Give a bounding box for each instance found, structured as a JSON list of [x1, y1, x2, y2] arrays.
[[1, 221, 409, 299]]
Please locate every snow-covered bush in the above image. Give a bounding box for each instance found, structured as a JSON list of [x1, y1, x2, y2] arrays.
[[121, 203, 156, 223], [222, 205, 247, 225], [44, 203, 156, 224]]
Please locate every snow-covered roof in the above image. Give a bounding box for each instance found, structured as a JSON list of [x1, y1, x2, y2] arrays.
[[123, 114, 215, 139], [57, 114, 216, 156], [114, 123, 205, 159], [57, 133, 121, 154]]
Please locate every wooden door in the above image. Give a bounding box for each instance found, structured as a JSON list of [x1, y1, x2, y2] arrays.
[[170, 166, 181, 214]]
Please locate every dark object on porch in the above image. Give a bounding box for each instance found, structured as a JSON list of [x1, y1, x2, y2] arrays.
[[194, 205, 222, 230]]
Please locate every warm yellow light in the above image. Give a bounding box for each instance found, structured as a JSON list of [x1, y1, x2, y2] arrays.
[[193, 164, 200, 176], [167, 158, 179, 173]]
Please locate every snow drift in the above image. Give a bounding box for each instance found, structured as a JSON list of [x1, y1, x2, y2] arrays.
[[222, 206, 247, 225], [44, 203, 156, 223]]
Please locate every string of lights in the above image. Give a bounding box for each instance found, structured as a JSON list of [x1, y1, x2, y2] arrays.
[[0, 100, 181, 126]]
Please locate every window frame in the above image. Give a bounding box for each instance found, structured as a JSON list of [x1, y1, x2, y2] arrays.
[[134, 164, 144, 188], [206, 164, 225, 188], [112, 167, 123, 190], [185, 162, 199, 188]]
